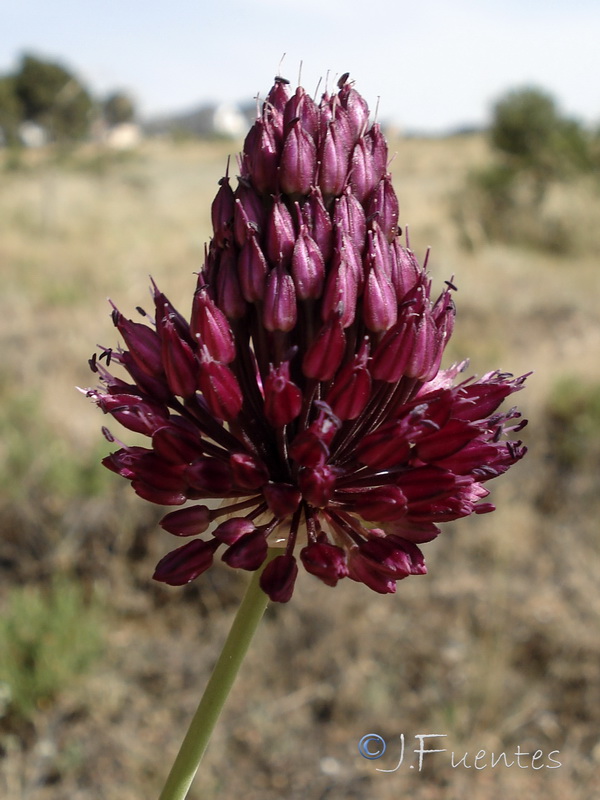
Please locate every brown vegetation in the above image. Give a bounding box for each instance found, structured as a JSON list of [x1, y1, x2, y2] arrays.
[[1, 135, 599, 799]]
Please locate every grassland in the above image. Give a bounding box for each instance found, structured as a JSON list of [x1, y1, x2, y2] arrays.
[[0, 135, 599, 799]]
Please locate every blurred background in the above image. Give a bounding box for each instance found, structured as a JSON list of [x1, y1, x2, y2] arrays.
[[1, 2, 599, 798]]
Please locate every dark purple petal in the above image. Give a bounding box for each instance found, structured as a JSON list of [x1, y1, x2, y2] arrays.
[[280, 119, 317, 196], [160, 505, 211, 536], [221, 530, 268, 570], [260, 554, 298, 602], [264, 361, 303, 426], [153, 538, 219, 585], [300, 540, 348, 587]]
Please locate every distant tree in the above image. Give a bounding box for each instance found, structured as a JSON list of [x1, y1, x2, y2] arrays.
[[490, 87, 592, 183], [460, 86, 597, 252], [103, 91, 136, 126], [14, 53, 93, 141], [0, 75, 22, 146]]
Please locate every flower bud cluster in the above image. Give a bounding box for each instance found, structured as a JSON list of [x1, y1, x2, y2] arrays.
[[87, 73, 528, 602]]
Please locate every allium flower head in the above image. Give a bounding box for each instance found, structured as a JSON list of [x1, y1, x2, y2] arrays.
[[86, 73, 528, 602]]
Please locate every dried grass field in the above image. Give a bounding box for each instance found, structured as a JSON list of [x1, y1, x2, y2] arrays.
[[1, 135, 599, 800]]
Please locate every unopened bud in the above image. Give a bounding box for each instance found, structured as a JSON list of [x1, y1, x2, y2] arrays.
[[264, 361, 303, 426], [153, 538, 219, 585], [280, 119, 317, 196], [302, 315, 346, 381], [263, 265, 297, 332], [191, 289, 236, 364], [291, 226, 325, 300], [260, 553, 298, 602], [160, 505, 211, 536], [197, 347, 243, 421], [300, 540, 348, 586]]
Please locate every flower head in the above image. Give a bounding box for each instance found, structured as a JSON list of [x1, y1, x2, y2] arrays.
[[86, 73, 528, 602]]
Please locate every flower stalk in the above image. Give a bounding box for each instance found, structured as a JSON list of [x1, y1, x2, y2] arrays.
[[158, 550, 280, 800]]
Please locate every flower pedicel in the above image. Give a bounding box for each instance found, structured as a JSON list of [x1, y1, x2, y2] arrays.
[[86, 73, 528, 603]]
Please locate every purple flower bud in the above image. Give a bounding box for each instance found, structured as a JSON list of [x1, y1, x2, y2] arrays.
[[238, 233, 268, 303], [317, 90, 333, 138], [197, 347, 243, 421], [160, 505, 211, 536], [370, 314, 417, 382], [364, 123, 388, 185], [356, 419, 414, 469], [152, 421, 204, 464], [367, 174, 399, 242], [298, 464, 337, 507], [363, 230, 398, 332], [416, 419, 480, 463], [263, 266, 297, 332], [390, 242, 422, 302], [112, 309, 163, 379], [302, 187, 333, 263], [347, 548, 397, 594], [222, 529, 268, 570], [130, 452, 187, 492], [264, 361, 303, 426], [266, 197, 296, 267], [280, 119, 317, 196], [291, 225, 325, 300], [346, 486, 408, 522], [318, 119, 351, 198], [289, 402, 341, 467], [152, 281, 190, 335], [211, 174, 235, 246], [153, 538, 219, 585], [350, 137, 379, 203], [288, 428, 329, 468], [185, 457, 232, 496], [300, 540, 348, 586], [302, 315, 346, 381], [357, 535, 426, 579], [283, 86, 319, 139], [453, 373, 525, 421], [263, 482, 302, 518], [405, 308, 437, 380], [333, 189, 367, 254], [102, 445, 149, 478], [320, 254, 358, 328], [338, 74, 370, 141], [243, 117, 279, 195], [266, 76, 291, 113], [230, 452, 269, 490], [132, 480, 188, 506], [191, 289, 236, 364], [233, 182, 265, 247], [260, 553, 298, 602], [325, 341, 371, 420], [160, 317, 198, 398], [215, 247, 247, 320], [91, 391, 170, 436], [214, 518, 257, 545]]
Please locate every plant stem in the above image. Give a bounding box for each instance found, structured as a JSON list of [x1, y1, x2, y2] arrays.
[[158, 551, 279, 800]]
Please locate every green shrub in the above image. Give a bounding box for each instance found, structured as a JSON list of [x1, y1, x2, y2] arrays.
[[491, 87, 593, 183], [0, 381, 111, 505], [0, 577, 103, 718], [545, 377, 600, 471], [457, 87, 598, 252]]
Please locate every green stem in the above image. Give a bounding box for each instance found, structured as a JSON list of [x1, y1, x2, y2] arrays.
[[158, 551, 279, 800]]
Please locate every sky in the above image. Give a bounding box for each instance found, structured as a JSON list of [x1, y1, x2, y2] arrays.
[[2, 0, 599, 133]]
